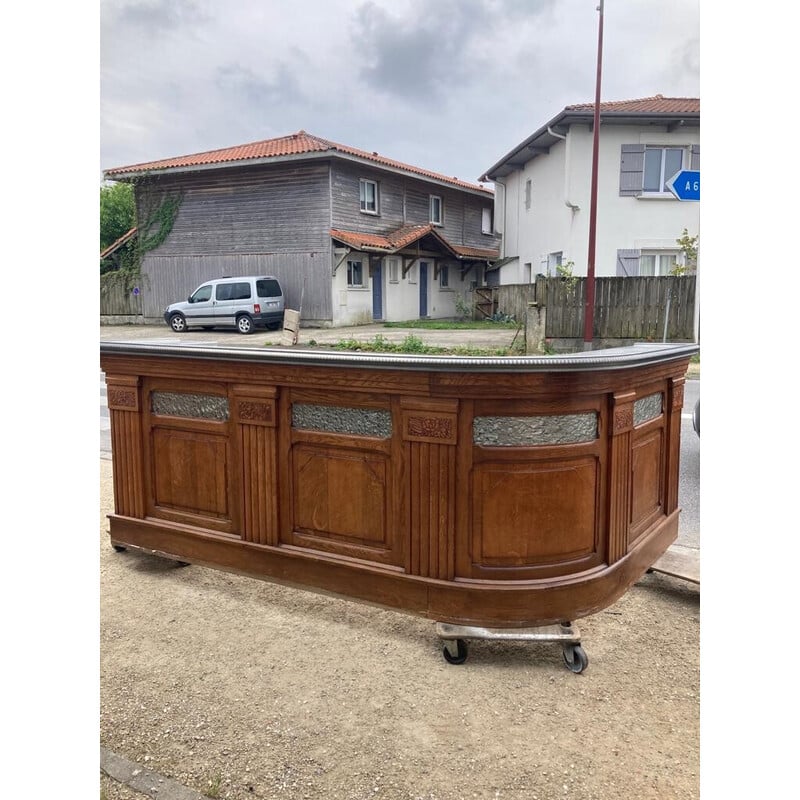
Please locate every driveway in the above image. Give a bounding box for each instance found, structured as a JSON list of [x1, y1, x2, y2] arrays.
[[99, 321, 523, 351]]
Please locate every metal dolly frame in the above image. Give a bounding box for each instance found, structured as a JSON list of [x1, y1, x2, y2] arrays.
[[436, 621, 589, 673]]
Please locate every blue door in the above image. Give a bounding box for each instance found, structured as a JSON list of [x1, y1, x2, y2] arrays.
[[372, 262, 383, 320], [419, 262, 429, 318]]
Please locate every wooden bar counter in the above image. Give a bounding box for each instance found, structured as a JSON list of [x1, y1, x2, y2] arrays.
[[101, 340, 697, 628]]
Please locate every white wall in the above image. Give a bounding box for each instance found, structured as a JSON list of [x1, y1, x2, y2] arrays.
[[330, 253, 473, 326], [497, 123, 700, 278]]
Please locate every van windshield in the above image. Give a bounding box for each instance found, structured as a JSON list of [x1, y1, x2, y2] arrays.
[[257, 279, 282, 298], [191, 285, 213, 303]]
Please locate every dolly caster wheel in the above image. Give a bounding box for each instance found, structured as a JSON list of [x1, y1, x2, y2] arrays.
[[442, 639, 469, 665], [562, 644, 589, 673], [112, 544, 127, 553]]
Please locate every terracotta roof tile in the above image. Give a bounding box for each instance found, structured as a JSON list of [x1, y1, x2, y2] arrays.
[[449, 243, 500, 260], [330, 229, 396, 252], [105, 131, 491, 194], [480, 94, 699, 181], [564, 94, 699, 114], [330, 226, 498, 261]]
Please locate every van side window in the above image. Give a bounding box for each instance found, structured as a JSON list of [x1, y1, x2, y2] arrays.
[[216, 282, 251, 301], [191, 285, 212, 303], [256, 279, 282, 297]]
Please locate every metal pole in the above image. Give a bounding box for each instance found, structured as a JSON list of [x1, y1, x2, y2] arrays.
[[583, 0, 604, 349]]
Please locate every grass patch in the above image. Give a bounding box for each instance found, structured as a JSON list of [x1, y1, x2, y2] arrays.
[[331, 333, 521, 357], [205, 772, 223, 798], [383, 319, 518, 330]]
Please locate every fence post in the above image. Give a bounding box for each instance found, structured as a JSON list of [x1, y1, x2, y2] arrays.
[[525, 303, 547, 354], [663, 285, 672, 342]]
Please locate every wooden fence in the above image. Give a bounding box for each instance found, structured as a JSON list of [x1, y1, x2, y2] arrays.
[[474, 275, 696, 341], [100, 273, 144, 318]]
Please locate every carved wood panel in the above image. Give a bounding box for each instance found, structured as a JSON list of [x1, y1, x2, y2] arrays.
[[469, 456, 600, 577], [151, 428, 230, 519], [286, 443, 399, 564], [629, 427, 665, 543]]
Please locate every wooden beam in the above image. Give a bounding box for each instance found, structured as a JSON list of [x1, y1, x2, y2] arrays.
[[402, 257, 419, 278], [332, 247, 351, 276]]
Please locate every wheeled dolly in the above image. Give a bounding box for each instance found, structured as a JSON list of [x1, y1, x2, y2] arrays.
[[436, 621, 589, 673]]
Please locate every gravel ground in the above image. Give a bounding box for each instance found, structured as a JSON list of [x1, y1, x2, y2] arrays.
[[100, 458, 699, 800]]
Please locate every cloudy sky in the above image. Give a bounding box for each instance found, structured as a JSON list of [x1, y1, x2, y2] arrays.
[[100, 0, 699, 184]]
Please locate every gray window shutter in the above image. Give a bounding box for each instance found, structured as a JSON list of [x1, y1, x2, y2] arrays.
[[690, 144, 700, 171], [616, 248, 641, 276], [620, 145, 644, 196]]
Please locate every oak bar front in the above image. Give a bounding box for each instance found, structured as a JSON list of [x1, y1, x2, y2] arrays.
[[101, 341, 697, 628]]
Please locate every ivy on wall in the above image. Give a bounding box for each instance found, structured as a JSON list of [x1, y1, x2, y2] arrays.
[[100, 173, 183, 302], [136, 189, 184, 255]]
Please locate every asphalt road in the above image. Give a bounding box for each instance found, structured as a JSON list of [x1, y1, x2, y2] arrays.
[[678, 379, 700, 550]]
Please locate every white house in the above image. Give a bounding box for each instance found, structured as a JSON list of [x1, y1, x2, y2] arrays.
[[479, 95, 700, 283]]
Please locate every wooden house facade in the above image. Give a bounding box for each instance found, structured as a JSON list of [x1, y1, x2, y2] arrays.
[[103, 132, 500, 326]]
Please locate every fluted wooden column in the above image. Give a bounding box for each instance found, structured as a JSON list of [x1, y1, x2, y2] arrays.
[[607, 390, 635, 564], [401, 398, 458, 581], [232, 386, 279, 545], [106, 375, 145, 519], [664, 376, 686, 516]]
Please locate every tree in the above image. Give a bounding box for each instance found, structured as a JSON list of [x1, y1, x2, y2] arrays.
[[100, 182, 135, 273], [671, 228, 699, 275]]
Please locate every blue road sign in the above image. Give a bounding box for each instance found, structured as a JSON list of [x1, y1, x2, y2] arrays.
[[666, 170, 700, 201]]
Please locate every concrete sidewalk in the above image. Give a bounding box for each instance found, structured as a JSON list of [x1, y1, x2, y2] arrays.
[[99, 321, 523, 351]]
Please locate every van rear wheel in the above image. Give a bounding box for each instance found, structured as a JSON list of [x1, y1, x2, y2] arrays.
[[169, 313, 187, 333], [236, 314, 254, 334]]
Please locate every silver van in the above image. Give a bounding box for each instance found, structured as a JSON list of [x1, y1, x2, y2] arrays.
[[164, 276, 285, 334]]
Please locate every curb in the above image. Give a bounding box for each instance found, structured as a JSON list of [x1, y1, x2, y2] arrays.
[[101, 747, 212, 800]]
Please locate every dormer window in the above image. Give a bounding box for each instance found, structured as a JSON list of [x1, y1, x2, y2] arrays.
[[360, 179, 379, 214], [429, 195, 443, 226]]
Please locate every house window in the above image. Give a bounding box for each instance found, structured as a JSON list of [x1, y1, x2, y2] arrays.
[[360, 179, 379, 214], [347, 259, 366, 287], [547, 252, 563, 276], [639, 251, 678, 276], [643, 147, 684, 193], [439, 265, 449, 288], [525, 179, 532, 210], [429, 195, 443, 225], [387, 257, 399, 284], [481, 207, 492, 234]]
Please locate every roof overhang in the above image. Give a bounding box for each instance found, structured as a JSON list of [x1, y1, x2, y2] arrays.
[[105, 151, 494, 199], [480, 109, 700, 181], [331, 226, 498, 261]]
